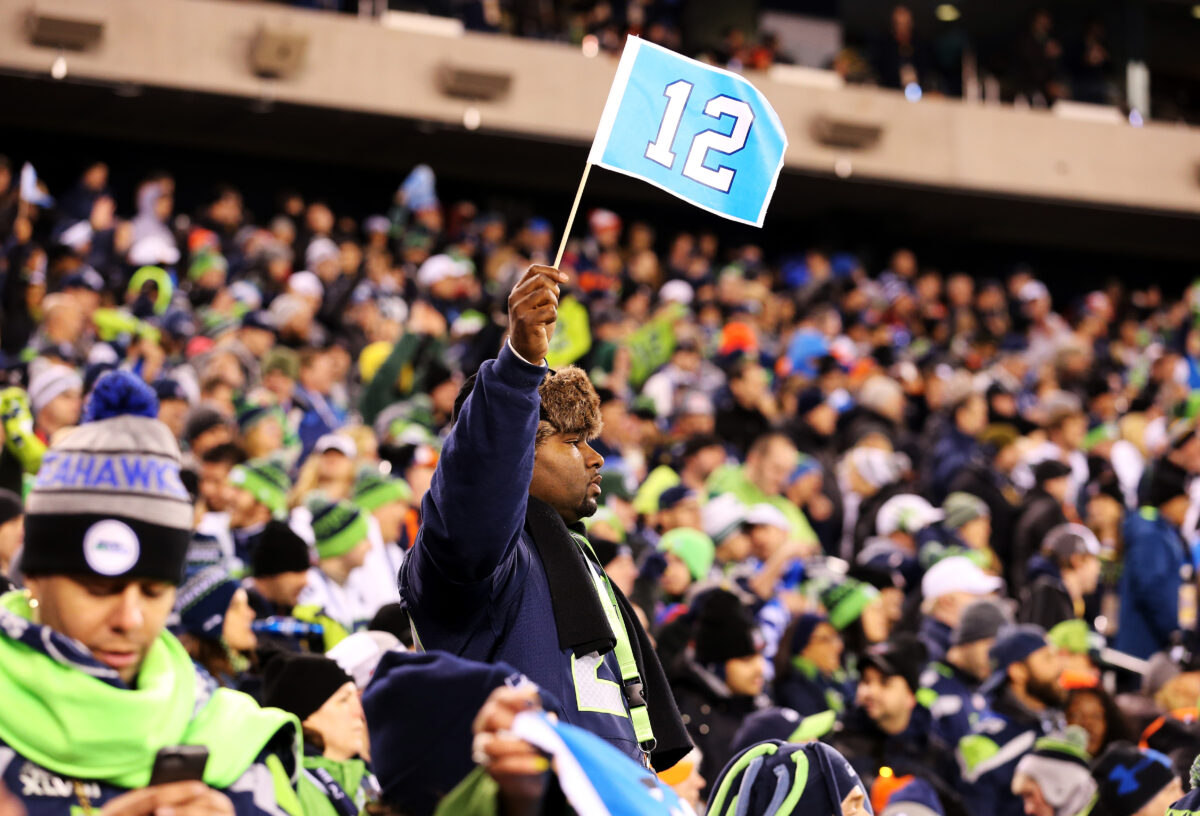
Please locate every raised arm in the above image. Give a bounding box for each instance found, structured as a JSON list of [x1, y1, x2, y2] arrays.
[[414, 265, 567, 583]]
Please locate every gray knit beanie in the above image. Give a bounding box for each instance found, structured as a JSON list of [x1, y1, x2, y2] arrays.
[[1012, 727, 1097, 816], [22, 371, 193, 584]]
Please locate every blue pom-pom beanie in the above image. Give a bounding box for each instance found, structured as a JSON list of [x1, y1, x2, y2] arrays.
[[83, 370, 159, 422]]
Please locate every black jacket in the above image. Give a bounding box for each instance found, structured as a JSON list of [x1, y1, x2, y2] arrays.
[[669, 652, 766, 798], [832, 704, 967, 816], [1010, 489, 1067, 591], [1018, 569, 1075, 631]]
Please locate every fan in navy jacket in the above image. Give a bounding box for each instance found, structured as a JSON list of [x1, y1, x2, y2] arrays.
[[399, 265, 685, 769]]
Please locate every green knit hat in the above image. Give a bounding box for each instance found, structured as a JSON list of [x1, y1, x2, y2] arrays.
[[658, 527, 715, 582], [942, 492, 989, 530], [352, 470, 412, 512], [188, 250, 228, 283], [1047, 619, 1103, 656], [310, 499, 369, 560], [819, 578, 880, 631], [262, 347, 300, 380], [1030, 726, 1092, 765], [1082, 422, 1119, 453], [230, 458, 290, 519], [583, 505, 626, 542]]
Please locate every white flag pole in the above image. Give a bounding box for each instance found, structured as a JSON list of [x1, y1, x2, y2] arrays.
[[551, 37, 640, 269], [553, 162, 592, 269]]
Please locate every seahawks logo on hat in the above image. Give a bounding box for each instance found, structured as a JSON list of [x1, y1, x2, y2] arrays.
[[83, 520, 141, 576]]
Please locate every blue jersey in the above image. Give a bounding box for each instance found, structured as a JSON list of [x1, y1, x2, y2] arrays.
[[919, 660, 986, 746], [398, 345, 642, 763], [1168, 786, 1200, 814], [1116, 508, 1185, 660], [956, 688, 1061, 816]]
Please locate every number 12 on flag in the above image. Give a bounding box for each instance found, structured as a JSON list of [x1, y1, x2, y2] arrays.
[[588, 36, 788, 227]]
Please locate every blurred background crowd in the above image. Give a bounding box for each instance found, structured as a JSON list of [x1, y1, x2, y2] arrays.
[[5, 147, 1200, 814]]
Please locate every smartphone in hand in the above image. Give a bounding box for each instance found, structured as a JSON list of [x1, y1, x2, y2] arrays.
[[148, 746, 209, 787]]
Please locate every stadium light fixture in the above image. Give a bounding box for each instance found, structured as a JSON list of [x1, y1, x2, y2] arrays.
[[26, 7, 105, 50], [935, 4, 960, 22], [810, 114, 883, 150], [250, 27, 310, 80], [437, 65, 512, 101]]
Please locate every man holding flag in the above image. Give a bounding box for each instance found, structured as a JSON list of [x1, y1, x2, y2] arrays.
[[401, 33, 787, 775], [398, 264, 692, 771]]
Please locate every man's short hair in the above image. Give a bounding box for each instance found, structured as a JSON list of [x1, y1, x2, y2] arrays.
[[747, 431, 794, 460], [201, 442, 245, 468]]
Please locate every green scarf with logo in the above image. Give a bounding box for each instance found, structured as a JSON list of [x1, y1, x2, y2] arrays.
[[0, 591, 300, 790]]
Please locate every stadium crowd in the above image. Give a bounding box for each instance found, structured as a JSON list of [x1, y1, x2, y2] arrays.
[[5, 151, 1200, 816]]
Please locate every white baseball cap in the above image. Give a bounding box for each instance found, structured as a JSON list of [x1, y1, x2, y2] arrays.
[[746, 503, 791, 532], [305, 237, 340, 268], [417, 254, 472, 288], [876, 494, 943, 537], [702, 493, 748, 543], [314, 433, 357, 459], [660, 280, 695, 305], [921, 555, 1004, 602], [288, 270, 324, 299]]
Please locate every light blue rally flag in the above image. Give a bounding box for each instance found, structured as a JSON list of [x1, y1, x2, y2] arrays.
[[511, 711, 697, 816], [588, 36, 787, 227]]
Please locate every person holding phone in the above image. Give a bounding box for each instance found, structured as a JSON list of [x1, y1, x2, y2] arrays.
[[0, 371, 304, 816]]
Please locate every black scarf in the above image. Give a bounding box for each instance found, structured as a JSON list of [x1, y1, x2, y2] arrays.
[[524, 497, 692, 771]]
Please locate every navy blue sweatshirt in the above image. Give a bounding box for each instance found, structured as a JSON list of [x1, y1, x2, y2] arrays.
[[397, 344, 642, 762]]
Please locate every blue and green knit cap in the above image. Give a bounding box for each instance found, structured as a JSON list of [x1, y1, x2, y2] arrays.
[[818, 577, 880, 631], [176, 564, 240, 640], [920, 542, 991, 572], [236, 400, 285, 434], [352, 469, 412, 512], [787, 454, 822, 486], [1082, 422, 1119, 453], [310, 499, 369, 560], [708, 740, 870, 816], [1030, 726, 1092, 765], [230, 458, 290, 519]]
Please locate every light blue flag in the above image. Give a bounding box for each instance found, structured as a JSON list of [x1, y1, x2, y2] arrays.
[[588, 37, 787, 227], [511, 711, 697, 816], [19, 163, 54, 208]]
